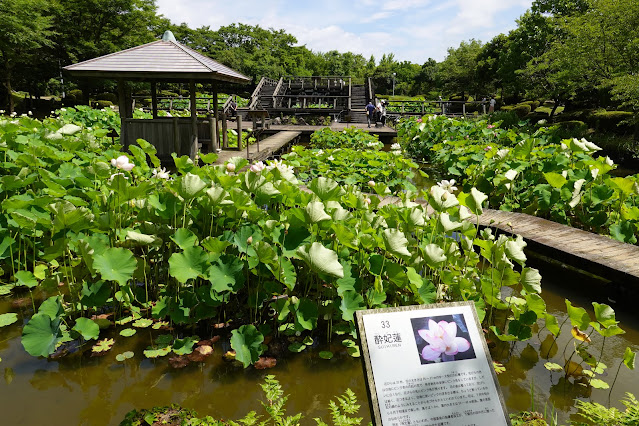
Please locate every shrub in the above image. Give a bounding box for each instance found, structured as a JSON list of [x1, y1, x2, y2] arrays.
[[96, 92, 117, 103], [488, 110, 521, 128], [544, 120, 588, 140], [591, 110, 634, 134], [309, 127, 380, 150], [94, 100, 113, 109], [512, 104, 532, 118], [68, 89, 83, 102]]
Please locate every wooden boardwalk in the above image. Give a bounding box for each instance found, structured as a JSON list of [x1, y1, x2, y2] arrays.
[[264, 123, 397, 138], [214, 130, 301, 165], [378, 196, 639, 284]]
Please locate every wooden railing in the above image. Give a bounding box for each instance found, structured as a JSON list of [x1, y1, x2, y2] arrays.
[[348, 77, 352, 111], [367, 77, 374, 104], [272, 77, 284, 108], [282, 76, 349, 91], [131, 95, 221, 112], [271, 95, 349, 110], [384, 99, 490, 116], [249, 77, 278, 110]]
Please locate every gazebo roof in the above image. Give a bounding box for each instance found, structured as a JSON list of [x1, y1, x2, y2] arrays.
[[64, 32, 250, 84]]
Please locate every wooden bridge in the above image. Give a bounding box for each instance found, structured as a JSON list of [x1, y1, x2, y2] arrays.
[[214, 130, 302, 165], [376, 196, 639, 285]]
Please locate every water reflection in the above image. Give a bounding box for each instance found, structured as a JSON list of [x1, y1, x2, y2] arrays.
[[0, 253, 638, 425]]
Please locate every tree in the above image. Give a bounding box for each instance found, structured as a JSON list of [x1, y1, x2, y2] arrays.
[[437, 39, 483, 99], [0, 0, 55, 112]]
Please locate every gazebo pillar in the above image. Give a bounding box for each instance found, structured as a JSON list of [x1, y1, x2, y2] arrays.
[[212, 83, 219, 152], [151, 81, 158, 119], [117, 79, 127, 146], [189, 79, 198, 159]]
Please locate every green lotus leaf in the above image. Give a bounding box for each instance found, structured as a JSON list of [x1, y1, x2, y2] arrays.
[[423, 243, 446, 268], [80, 280, 111, 308], [173, 337, 198, 355], [133, 318, 153, 328], [126, 230, 161, 246], [308, 177, 345, 201], [589, 379, 609, 389], [178, 172, 207, 200], [169, 246, 209, 284], [544, 362, 564, 372], [297, 242, 344, 278], [116, 351, 134, 362], [382, 228, 411, 257], [288, 342, 306, 353], [340, 290, 366, 322], [93, 247, 137, 286], [294, 298, 318, 331], [623, 347, 636, 370], [543, 172, 567, 189], [609, 220, 637, 244], [170, 228, 198, 250], [21, 313, 63, 357], [38, 296, 64, 320], [0, 313, 18, 327], [566, 300, 591, 331], [14, 270, 38, 288], [521, 268, 542, 294], [439, 212, 462, 233], [505, 236, 527, 265], [72, 317, 100, 341], [305, 201, 331, 223], [319, 351, 334, 360], [143, 346, 171, 358], [207, 255, 245, 293], [119, 328, 137, 337], [460, 188, 488, 215], [230, 325, 264, 368]]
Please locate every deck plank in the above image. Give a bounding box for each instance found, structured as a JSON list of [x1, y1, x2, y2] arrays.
[[214, 131, 302, 165]]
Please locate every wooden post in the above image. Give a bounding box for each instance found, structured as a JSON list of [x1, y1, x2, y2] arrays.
[[117, 79, 127, 147], [172, 117, 180, 156], [236, 115, 244, 154], [208, 113, 215, 153], [151, 81, 158, 119], [212, 84, 219, 152], [189, 80, 198, 159], [462, 102, 466, 116], [221, 112, 228, 148]]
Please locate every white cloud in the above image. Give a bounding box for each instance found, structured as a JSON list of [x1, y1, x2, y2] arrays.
[[155, 0, 534, 63]]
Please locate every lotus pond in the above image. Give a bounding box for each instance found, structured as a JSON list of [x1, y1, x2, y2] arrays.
[[0, 112, 637, 425]]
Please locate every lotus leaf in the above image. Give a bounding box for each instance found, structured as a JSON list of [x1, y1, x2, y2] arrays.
[[297, 242, 344, 278], [116, 351, 134, 362], [93, 247, 137, 286], [72, 318, 100, 340], [92, 338, 115, 353], [21, 313, 63, 357], [120, 328, 137, 337], [178, 173, 206, 200], [0, 313, 18, 327], [14, 270, 38, 288], [169, 246, 209, 284], [230, 325, 264, 368]]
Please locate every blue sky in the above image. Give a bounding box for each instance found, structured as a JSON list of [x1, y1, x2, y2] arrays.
[[157, 0, 533, 63]]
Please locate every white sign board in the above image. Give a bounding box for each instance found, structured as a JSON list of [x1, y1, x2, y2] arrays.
[[356, 301, 511, 426]]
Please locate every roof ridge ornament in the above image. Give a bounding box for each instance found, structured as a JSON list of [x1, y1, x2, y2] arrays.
[[162, 30, 176, 42]]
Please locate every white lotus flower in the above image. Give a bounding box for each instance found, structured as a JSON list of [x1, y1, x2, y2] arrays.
[[28, 111, 32, 116], [111, 155, 135, 171], [152, 167, 170, 180], [327, 155, 334, 161], [226, 162, 236, 173], [572, 138, 601, 152], [591, 168, 599, 179], [504, 169, 518, 181], [316, 149, 324, 155], [561, 170, 568, 178], [368, 180, 375, 187], [391, 143, 401, 151], [605, 156, 614, 166], [437, 179, 457, 194], [249, 161, 265, 173]]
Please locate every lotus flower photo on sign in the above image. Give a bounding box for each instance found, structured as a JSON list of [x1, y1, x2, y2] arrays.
[[356, 301, 511, 426]]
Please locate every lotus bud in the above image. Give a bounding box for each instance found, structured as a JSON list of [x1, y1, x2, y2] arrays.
[[364, 197, 371, 205], [226, 162, 236, 173], [247, 236, 253, 245], [368, 180, 375, 188]]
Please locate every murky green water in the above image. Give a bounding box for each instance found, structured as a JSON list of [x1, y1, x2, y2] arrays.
[[1, 253, 638, 425]]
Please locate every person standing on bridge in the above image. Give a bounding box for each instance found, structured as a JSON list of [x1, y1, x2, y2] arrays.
[[366, 101, 376, 127], [489, 96, 496, 113]]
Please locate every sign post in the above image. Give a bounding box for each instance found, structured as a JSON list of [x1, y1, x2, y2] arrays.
[[356, 301, 511, 426]]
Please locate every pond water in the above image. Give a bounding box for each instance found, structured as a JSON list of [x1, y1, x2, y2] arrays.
[[0, 250, 637, 425]]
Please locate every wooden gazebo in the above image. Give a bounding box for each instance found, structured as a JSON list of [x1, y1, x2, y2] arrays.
[[64, 31, 250, 161]]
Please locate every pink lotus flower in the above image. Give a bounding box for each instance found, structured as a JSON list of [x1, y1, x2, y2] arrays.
[[487, 124, 495, 129], [418, 319, 471, 361]]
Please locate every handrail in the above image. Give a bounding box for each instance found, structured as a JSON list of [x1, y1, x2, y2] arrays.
[[222, 95, 234, 115], [367, 77, 374, 104], [272, 77, 284, 108], [249, 77, 278, 110], [348, 77, 352, 111]]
